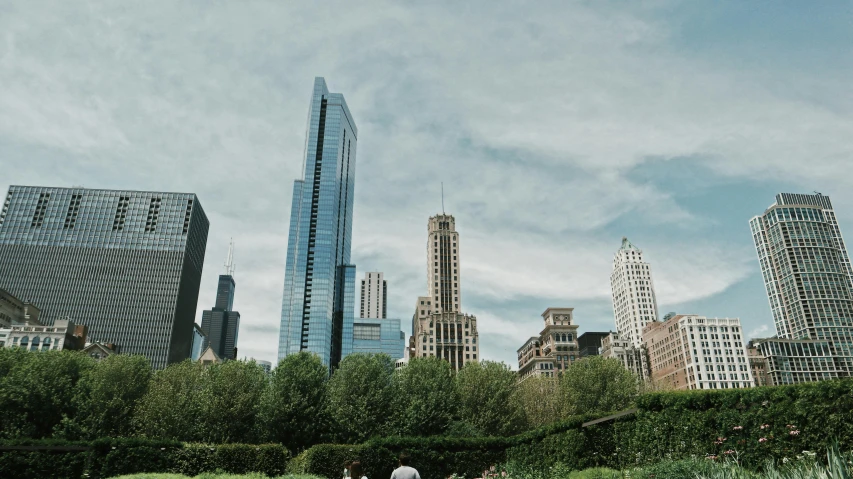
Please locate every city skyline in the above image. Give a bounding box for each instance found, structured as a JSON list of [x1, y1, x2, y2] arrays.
[[1, 2, 852, 367]]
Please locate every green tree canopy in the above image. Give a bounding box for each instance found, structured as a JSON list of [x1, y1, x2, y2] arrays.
[[516, 375, 563, 429], [0, 349, 93, 439], [62, 354, 152, 439], [390, 357, 458, 437], [259, 352, 329, 451], [133, 360, 206, 441], [559, 356, 638, 416], [200, 359, 268, 443], [326, 353, 394, 443], [456, 360, 524, 436]]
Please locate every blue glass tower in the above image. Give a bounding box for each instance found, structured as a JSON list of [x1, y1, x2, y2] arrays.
[[278, 78, 357, 368]]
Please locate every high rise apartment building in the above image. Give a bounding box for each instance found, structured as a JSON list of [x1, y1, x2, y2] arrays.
[[643, 314, 754, 390], [749, 193, 853, 383], [201, 274, 240, 360], [516, 308, 580, 381], [360, 272, 387, 319], [278, 78, 358, 368], [410, 214, 479, 371], [611, 237, 659, 348], [0, 186, 208, 368]]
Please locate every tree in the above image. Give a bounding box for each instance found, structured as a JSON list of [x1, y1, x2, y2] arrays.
[[0, 350, 94, 439], [259, 352, 329, 451], [133, 360, 206, 441], [515, 375, 563, 429], [559, 356, 638, 416], [389, 357, 458, 437], [199, 359, 267, 443], [326, 353, 394, 443], [456, 360, 525, 436], [61, 354, 152, 439]]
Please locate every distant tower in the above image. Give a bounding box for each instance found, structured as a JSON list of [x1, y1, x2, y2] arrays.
[[360, 272, 387, 319], [610, 237, 659, 348], [201, 240, 241, 360]]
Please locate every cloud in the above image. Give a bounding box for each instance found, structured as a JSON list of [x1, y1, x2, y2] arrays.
[[1, 0, 850, 367], [749, 324, 771, 339]]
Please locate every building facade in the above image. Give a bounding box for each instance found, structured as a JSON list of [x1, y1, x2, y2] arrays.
[[191, 323, 207, 361], [750, 192, 853, 381], [278, 78, 358, 369], [611, 237, 659, 348], [0, 186, 209, 368], [201, 274, 240, 360], [578, 331, 610, 357], [643, 314, 754, 390], [517, 308, 580, 381], [0, 288, 40, 327], [410, 214, 479, 371], [2, 318, 87, 351], [343, 317, 405, 360], [360, 272, 387, 319], [600, 331, 648, 380]]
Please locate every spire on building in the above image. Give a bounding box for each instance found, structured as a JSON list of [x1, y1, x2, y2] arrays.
[[224, 238, 236, 276]]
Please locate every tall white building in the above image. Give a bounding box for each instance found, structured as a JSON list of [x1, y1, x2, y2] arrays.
[[611, 237, 659, 348], [410, 214, 479, 371], [360, 272, 387, 319]]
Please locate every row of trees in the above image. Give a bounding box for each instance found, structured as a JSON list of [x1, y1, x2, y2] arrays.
[[0, 348, 639, 452]]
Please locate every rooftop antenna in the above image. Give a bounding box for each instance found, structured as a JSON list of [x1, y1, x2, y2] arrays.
[[814, 191, 822, 196], [441, 182, 445, 214], [224, 238, 236, 276]]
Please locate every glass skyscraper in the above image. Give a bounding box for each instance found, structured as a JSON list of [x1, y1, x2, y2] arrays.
[[0, 185, 209, 369], [750, 193, 853, 383], [278, 77, 357, 368]]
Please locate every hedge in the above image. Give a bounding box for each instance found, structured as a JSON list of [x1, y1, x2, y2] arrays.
[[0, 439, 290, 478], [292, 379, 853, 478]]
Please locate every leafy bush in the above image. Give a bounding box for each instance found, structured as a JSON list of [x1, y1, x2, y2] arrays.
[[172, 444, 291, 477], [566, 467, 621, 479]]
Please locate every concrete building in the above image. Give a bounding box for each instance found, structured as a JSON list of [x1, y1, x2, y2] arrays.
[[578, 331, 610, 357], [747, 345, 772, 387], [600, 331, 648, 380], [278, 78, 358, 369], [0, 186, 209, 368], [643, 314, 754, 390], [83, 342, 117, 361], [749, 192, 853, 382], [611, 237, 659, 348], [360, 272, 387, 319], [0, 288, 41, 327], [3, 318, 87, 351], [517, 308, 580, 381], [410, 214, 480, 371], [198, 346, 222, 366]]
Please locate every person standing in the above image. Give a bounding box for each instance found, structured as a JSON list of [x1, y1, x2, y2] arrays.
[[390, 452, 420, 479], [351, 461, 367, 479]]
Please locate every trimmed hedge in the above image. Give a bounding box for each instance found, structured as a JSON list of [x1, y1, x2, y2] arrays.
[[292, 379, 853, 478], [0, 439, 290, 478]]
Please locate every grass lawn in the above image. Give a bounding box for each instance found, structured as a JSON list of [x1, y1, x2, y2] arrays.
[[109, 474, 323, 479]]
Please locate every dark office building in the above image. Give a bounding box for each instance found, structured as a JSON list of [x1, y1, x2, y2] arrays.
[[201, 274, 240, 360], [578, 332, 610, 357], [0, 186, 209, 368]]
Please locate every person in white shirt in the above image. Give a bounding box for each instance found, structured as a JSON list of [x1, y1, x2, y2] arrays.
[[390, 452, 420, 479]]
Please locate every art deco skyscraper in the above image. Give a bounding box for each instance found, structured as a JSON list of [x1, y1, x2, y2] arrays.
[[610, 237, 659, 348], [0, 186, 209, 368], [411, 213, 479, 371], [278, 78, 357, 368], [750, 193, 853, 381]]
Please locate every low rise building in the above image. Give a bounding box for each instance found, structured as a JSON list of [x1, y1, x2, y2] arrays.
[[0, 288, 41, 328], [600, 331, 648, 380], [82, 342, 117, 361], [517, 308, 580, 381], [643, 314, 754, 390], [750, 337, 844, 386], [4, 318, 87, 351], [343, 317, 405, 360], [747, 345, 772, 387]]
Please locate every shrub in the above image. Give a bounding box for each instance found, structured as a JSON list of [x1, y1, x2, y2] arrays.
[[566, 467, 621, 479], [172, 443, 291, 477]]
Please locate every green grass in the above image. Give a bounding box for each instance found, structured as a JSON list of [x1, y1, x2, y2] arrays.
[[109, 474, 324, 479]]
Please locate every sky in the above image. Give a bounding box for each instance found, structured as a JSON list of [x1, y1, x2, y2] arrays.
[[1, 1, 852, 367]]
